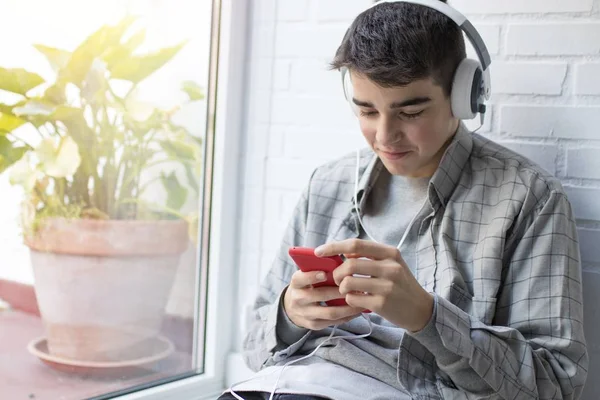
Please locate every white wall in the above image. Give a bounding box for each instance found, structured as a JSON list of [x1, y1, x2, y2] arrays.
[[233, 0, 600, 396]]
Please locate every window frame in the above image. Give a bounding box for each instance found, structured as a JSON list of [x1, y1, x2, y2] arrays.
[[113, 0, 248, 398]]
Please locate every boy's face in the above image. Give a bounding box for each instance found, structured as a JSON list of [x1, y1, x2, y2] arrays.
[[350, 71, 460, 178]]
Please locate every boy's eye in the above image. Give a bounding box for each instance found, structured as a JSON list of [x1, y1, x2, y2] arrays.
[[400, 110, 424, 120], [359, 110, 378, 117], [359, 109, 425, 119]]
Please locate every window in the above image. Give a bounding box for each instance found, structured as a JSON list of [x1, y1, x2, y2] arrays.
[[0, 0, 243, 399]]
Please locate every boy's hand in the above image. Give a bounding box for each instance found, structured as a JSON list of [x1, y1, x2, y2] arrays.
[[316, 239, 434, 333], [283, 269, 364, 331]]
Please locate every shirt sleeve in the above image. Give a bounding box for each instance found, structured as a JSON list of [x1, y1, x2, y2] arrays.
[[277, 286, 311, 345], [408, 190, 588, 399], [241, 178, 313, 371]]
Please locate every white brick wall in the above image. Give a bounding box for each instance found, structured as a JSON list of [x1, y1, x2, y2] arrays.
[[234, 1, 600, 395], [565, 187, 600, 221], [575, 63, 600, 95], [580, 228, 600, 263], [491, 62, 567, 95], [500, 106, 600, 139], [495, 141, 558, 175], [451, 0, 595, 14], [274, 25, 348, 58], [507, 23, 600, 56], [276, 0, 309, 21], [566, 147, 600, 179], [314, 0, 372, 21]]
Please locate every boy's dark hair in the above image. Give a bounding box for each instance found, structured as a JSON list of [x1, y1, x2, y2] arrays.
[[330, 1, 466, 96]]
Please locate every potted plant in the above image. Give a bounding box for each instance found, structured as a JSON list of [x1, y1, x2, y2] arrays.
[[0, 16, 203, 363]]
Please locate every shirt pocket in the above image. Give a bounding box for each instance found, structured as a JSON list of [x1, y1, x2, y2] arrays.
[[449, 283, 497, 325]]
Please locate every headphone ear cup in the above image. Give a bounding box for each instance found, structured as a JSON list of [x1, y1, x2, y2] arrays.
[[342, 69, 353, 101], [342, 69, 359, 116], [451, 58, 483, 120]]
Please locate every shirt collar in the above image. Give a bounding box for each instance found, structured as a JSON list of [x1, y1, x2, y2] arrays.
[[429, 123, 473, 208], [352, 148, 383, 212]]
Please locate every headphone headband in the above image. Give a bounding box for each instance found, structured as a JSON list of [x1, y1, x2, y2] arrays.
[[366, 0, 492, 99]]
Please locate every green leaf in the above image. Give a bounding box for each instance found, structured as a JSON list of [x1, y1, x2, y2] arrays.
[[123, 28, 146, 50], [0, 67, 45, 95], [12, 100, 81, 128], [160, 171, 188, 211], [0, 136, 29, 174], [49, 105, 81, 121], [33, 44, 71, 72], [111, 42, 187, 83], [0, 111, 26, 132], [103, 28, 146, 70], [12, 100, 54, 117], [181, 80, 204, 101], [0, 101, 28, 132], [43, 83, 67, 105], [159, 139, 196, 162], [106, 15, 138, 45], [58, 16, 136, 87], [184, 164, 199, 194], [124, 108, 165, 138], [170, 124, 202, 147], [0, 103, 14, 115], [60, 110, 97, 156], [13, 100, 79, 119]]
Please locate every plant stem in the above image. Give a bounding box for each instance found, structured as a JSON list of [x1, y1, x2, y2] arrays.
[[86, 103, 107, 213], [55, 178, 66, 205], [34, 185, 47, 204], [118, 197, 185, 220]]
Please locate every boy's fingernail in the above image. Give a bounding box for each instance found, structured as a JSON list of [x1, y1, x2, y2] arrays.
[[314, 246, 325, 256], [316, 272, 326, 281]]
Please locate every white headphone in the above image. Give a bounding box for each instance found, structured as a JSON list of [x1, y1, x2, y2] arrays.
[[341, 0, 492, 122]]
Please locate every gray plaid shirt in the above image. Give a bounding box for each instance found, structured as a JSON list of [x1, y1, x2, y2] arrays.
[[243, 125, 588, 399]]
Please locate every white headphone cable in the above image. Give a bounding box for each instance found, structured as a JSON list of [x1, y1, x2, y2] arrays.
[[228, 313, 374, 400]]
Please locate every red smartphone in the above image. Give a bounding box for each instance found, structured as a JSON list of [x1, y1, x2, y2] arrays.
[[287, 246, 348, 307]]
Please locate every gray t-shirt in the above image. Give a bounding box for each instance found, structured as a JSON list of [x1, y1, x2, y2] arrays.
[[360, 170, 430, 274]]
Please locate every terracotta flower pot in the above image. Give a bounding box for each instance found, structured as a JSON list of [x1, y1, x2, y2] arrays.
[[24, 218, 189, 363]]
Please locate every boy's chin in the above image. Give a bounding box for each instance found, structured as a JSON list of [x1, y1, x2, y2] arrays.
[[382, 158, 435, 178]]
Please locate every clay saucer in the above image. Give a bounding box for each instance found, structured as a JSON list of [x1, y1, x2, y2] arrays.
[[27, 336, 175, 379]]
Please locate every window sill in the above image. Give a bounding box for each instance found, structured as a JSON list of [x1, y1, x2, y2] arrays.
[[0, 304, 196, 399], [226, 352, 254, 388]]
